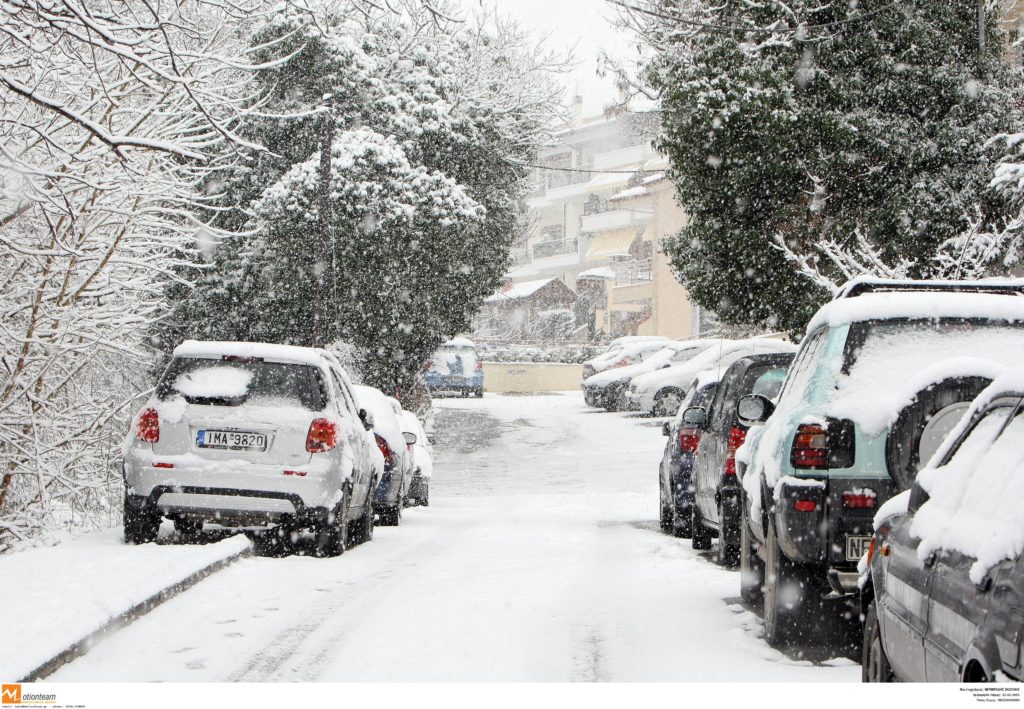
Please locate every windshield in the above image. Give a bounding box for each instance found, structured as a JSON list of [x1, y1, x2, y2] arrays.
[[157, 357, 327, 410]]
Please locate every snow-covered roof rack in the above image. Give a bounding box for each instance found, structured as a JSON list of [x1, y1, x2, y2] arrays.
[[835, 276, 1024, 300]]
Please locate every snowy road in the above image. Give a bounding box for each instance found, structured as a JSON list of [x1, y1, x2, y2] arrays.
[[52, 393, 858, 682]]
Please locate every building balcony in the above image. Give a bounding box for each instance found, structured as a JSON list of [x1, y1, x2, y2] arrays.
[[579, 208, 652, 234], [532, 238, 578, 260]]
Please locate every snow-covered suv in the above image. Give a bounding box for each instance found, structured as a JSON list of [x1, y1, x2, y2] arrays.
[[123, 341, 380, 557], [736, 278, 1024, 645]]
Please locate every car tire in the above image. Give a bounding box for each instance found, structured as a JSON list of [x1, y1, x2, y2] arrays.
[[862, 599, 895, 682], [123, 494, 159, 545], [739, 493, 764, 605], [659, 486, 673, 533], [314, 498, 348, 558], [475, 388, 484, 398], [421, 482, 430, 507], [350, 491, 374, 545], [378, 503, 402, 527], [173, 518, 203, 540], [716, 499, 740, 567], [653, 388, 684, 417], [671, 501, 692, 538], [763, 518, 814, 647], [691, 506, 712, 550], [886, 375, 992, 489]]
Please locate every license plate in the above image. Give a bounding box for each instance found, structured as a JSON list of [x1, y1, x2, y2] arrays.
[[846, 535, 872, 561], [197, 430, 268, 451]]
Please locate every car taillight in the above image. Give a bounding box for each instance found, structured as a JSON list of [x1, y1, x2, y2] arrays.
[[793, 499, 817, 512], [306, 418, 338, 453], [791, 423, 828, 469], [842, 490, 876, 509], [609, 357, 633, 369], [475, 360, 483, 371], [724, 426, 747, 476], [375, 433, 395, 468], [677, 426, 702, 453], [790, 419, 855, 470], [136, 408, 160, 443]]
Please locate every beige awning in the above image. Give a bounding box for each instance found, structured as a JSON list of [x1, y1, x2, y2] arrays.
[[585, 230, 635, 260]]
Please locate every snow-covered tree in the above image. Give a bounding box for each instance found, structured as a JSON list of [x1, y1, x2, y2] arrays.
[[0, 0, 265, 549], [164, 2, 564, 398], [625, 0, 1022, 328]]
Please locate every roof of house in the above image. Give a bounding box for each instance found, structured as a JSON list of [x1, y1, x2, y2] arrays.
[[484, 277, 575, 304]]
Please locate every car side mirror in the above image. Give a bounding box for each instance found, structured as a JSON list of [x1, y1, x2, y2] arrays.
[[402, 431, 417, 446], [661, 422, 671, 437], [359, 408, 374, 431], [907, 481, 930, 514], [737, 394, 775, 427], [681, 406, 707, 429]]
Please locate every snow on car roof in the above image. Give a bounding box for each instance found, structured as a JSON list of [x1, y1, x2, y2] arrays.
[[441, 337, 476, 348], [352, 384, 406, 455], [172, 340, 330, 367], [806, 291, 1024, 335]]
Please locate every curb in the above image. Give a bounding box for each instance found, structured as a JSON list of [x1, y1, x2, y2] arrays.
[[18, 544, 252, 681]]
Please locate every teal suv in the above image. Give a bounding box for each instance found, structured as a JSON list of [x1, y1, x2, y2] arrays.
[[735, 278, 1024, 647]]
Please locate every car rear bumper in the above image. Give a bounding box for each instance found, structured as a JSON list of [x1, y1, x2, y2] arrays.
[[425, 373, 483, 391], [128, 486, 332, 527]]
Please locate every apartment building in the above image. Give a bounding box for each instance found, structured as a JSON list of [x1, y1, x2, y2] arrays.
[[476, 103, 696, 342]]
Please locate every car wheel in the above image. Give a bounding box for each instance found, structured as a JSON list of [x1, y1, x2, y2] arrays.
[[475, 388, 484, 398], [886, 375, 992, 489], [653, 388, 683, 417], [378, 502, 402, 527], [421, 482, 429, 507], [671, 500, 692, 538], [691, 506, 712, 550], [739, 493, 764, 605], [862, 599, 895, 682], [659, 486, 672, 533], [314, 498, 348, 558], [763, 518, 815, 647], [173, 518, 203, 541], [716, 499, 740, 567], [123, 494, 159, 545]]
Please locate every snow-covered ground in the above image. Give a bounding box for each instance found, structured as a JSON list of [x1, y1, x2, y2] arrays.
[[46, 392, 858, 681]]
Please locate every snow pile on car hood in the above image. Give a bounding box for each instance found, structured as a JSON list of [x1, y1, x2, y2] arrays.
[[910, 372, 1024, 583]]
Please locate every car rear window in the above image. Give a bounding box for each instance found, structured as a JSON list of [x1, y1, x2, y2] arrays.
[[157, 357, 327, 410]]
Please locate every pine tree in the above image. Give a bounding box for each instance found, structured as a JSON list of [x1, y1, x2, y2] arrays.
[[643, 0, 1022, 331]]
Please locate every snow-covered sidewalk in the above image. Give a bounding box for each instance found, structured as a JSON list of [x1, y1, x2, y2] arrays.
[[0, 529, 250, 680]]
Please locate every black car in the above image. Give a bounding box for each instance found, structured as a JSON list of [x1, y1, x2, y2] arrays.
[[658, 375, 720, 538], [688, 354, 793, 564], [862, 378, 1024, 682]]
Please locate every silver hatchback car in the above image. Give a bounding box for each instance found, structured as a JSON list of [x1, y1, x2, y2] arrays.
[[122, 341, 381, 556]]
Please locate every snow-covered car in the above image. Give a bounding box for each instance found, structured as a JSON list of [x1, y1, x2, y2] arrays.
[[581, 339, 676, 407], [736, 278, 1024, 647], [861, 371, 1024, 682], [425, 338, 483, 398], [688, 353, 794, 565], [354, 385, 416, 526], [400, 409, 433, 507], [580, 335, 669, 381], [658, 370, 720, 539], [122, 341, 379, 557], [625, 338, 797, 416], [582, 339, 718, 411]]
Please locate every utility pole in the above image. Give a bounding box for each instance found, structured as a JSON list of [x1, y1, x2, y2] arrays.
[[313, 94, 334, 347]]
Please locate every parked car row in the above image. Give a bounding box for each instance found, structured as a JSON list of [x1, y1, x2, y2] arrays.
[[646, 278, 1024, 682], [582, 335, 796, 416], [123, 340, 434, 557]]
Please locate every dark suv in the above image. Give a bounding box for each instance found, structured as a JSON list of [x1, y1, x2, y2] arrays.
[[688, 353, 793, 565], [862, 374, 1024, 682], [737, 278, 1024, 646]]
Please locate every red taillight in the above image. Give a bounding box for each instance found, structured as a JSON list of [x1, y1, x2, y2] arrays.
[[677, 426, 702, 453], [375, 433, 395, 467], [791, 423, 828, 469], [306, 418, 338, 453], [794, 499, 817, 512], [152, 462, 174, 469], [136, 408, 160, 443], [609, 357, 633, 369], [475, 360, 483, 371], [724, 426, 747, 476], [842, 490, 877, 509]]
